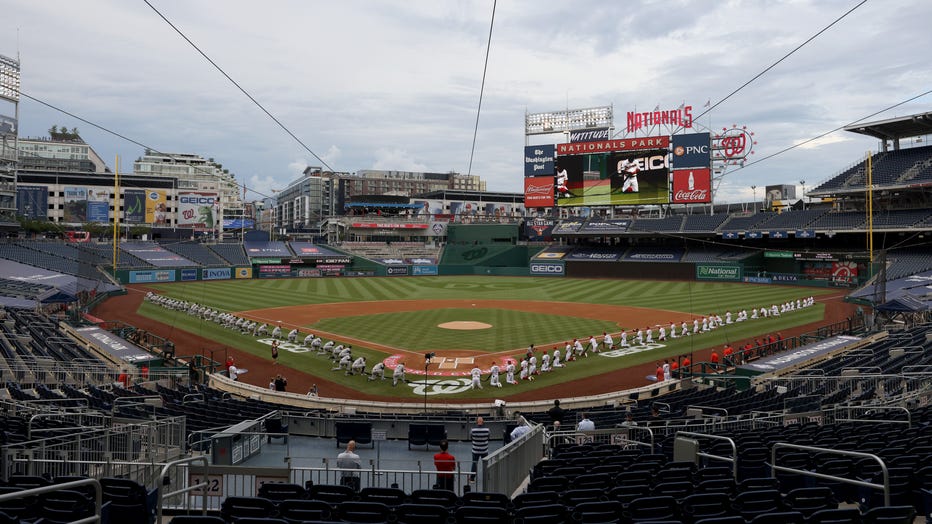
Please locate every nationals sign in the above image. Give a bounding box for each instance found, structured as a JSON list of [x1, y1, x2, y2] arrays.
[[557, 136, 669, 156], [524, 177, 555, 207], [671, 168, 711, 203]]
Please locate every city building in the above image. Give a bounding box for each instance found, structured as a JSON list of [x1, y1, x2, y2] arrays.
[[330, 169, 486, 198], [133, 150, 245, 232], [272, 167, 343, 233]]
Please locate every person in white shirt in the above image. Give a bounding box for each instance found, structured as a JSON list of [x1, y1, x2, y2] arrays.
[[369, 362, 385, 381], [588, 336, 599, 355], [470, 366, 483, 389], [540, 353, 551, 373], [658, 325, 667, 342], [510, 416, 531, 441], [528, 355, 538, 375], [552, 348, 563, 368], [620, 330, 629, 348], [392, 362, 406, 386], [577, 413, 595, 431], [489, 363, 502, 388], [350, 356, 366, 376], [602, 332, 614, 351], [505, 361, 517, 384], [271, 325, 282, 339], [287, 329, 298, 343], [645, 326, 654, 344]]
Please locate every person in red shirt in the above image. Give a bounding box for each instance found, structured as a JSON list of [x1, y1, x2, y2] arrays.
[[709, 350, 720, 369], [681, 356, 691, 373], [722, 344, 734, 366], [655, 363, 664, 382], [433, 439, 456, 492], [669, 360, 679, 378]]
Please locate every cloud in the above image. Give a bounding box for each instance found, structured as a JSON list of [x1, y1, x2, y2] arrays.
[[370, 148, 429, 172], [792, 133, 852, 150]]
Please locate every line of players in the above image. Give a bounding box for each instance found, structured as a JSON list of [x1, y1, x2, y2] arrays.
[[144, 292, 816, 388], [470, 296, 817, 389]]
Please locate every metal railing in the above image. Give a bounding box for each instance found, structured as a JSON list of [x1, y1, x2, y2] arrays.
[[157, 455, 209, 522], [771, 443, 890, 507], [676, 431, 738, 480], [483, 424, 545, 496]]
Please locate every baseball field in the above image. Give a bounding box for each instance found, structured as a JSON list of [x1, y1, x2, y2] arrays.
[[127, 276, 842, 400]]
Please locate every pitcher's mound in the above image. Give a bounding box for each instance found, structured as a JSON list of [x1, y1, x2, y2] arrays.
[[438, 321, 492, 330]]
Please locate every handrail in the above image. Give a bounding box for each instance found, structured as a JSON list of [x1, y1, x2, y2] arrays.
[[157, 455, 209, 521], [771, 443, 890, 506], [832, 405, 911, 427], [677, 431, 738, 480], [685, 405, 729, 418], [0, 478, 102, 524], [27, 411, 107, 440]]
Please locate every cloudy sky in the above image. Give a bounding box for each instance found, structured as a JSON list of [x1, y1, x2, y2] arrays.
[[2, 0, 931, 204]]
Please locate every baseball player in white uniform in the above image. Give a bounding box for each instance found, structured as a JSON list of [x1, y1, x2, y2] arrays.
[[505, 361, 517, 384], [645, 326, 654, 344], [602, 332, 614, 351], [618, 159, 640, 193], [271, 325, 282, 339], [552, 348, 563, 368], [635, 328, 644, 346], [303, 333, 314, 346], [489, 363, 502, 387], [519, 359, 529, 381], [369, 362, 386, 380], [392, 362, 406, 386], [540, 353, 551, 372], [670, 322, 678, 339], [620, 330, 629, 348], [350, 356, 366, 376], [287, 329, 298, 343], [528, 355, 538, 375], [588, 336, 599, 355], [470, 366, 483, 389], [658, 325, 666, 342], [332, 354, 351, 372]]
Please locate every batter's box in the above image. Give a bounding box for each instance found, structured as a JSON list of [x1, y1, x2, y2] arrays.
[[437, 358, 458, 369], [455, 357, 475, 367]]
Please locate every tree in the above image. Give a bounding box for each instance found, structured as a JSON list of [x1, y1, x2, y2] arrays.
[[49, 125, 58, 135], [70, 127, 79, 136]]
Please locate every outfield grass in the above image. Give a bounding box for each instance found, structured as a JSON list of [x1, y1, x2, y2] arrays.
[[140, 276, 835, 398]]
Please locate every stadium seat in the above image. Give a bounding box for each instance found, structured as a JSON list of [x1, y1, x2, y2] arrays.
[[806, 507, 862, 524], [571, 500, 623, 523], [782, 487, 837, 517], [731, 489, 784, 520], [100, 477, 157, 524], [454, 505, 509, 524], [394, 503, 450, 524], [358, 486, 407, 507], [408, 489, 459, 509], [624, 495, 679, 522], [276, 499, 334, 522], [306, 484, 357, 505], [679, 492, 731, 523], [861, 505, 917, 524], [747, 512, 806, 524], [168, 517, 226, 524], [256, 482, 307, 501], [512, 503, 567, 524], [337, 501, 392, 523], [512, 490, 558, 510], [461, 491, 510, 510], [220, 496, 277, 522]]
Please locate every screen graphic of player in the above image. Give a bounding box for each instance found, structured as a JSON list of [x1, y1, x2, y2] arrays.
[[555, 164, 574, 198], [616, 159, 640, 193]]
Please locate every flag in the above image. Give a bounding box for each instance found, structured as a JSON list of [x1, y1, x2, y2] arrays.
[[653, 105, 660, 112], [704, 99, 711, 108], [678, 102, 685, 110]]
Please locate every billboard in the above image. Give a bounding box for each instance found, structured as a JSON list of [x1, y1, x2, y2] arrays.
[[16, 186, 48, 219], [86, 188, 109, 223], [123, 189, 146, 224], [696, 264, 742, 281], [177, 191, 217, 231], [63, 187, 88, 222], [145, 190, 168, 225], [524, 177, 554, 208], [556, 148, 670, 206], [671, 168, 712, 204], [671, 132, 711, 169], [529, 262, 565, 276], [524, 144, 555, 176]]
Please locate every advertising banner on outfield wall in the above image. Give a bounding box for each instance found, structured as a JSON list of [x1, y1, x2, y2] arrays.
[[671, 132, 711, 169], [524, 144, 555, 176], [235, 267, 253, 279], [181, 269, 198, 281], [386, 266, 409, 276], [86, 189, 110, 223], [123, 189, 146, 223], [524, 177, 555, 208], [203, 268, 232, 280], [128, 270, 176, 284], [63, 187, 87, 222], [696, 264, 742, 281], [671, 168, 711, 204], [412, 265, 438, 276], [530, 262, 565, 276]]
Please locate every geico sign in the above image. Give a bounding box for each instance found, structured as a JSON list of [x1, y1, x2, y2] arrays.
[[179, 196, 216, 204], [531, 264, 564, 274]]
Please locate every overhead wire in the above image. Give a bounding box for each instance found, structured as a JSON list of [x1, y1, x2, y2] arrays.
[[141, 0, 335, 173], [466, 0, 497, 177]]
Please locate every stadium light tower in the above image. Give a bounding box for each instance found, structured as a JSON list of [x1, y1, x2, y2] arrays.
[[799, 180, 806, 209], [750, 185, 757, 213]]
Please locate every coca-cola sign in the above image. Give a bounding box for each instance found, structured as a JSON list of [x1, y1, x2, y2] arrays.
[[524, 176, 555, 207], [671, 168, 711, 203]]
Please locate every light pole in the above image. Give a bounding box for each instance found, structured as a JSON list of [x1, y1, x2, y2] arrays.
[[750, 185, 757, 213], [799, 180, 806, 209]]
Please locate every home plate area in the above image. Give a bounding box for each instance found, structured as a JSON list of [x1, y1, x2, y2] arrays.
[[436, 356, 474, 370]]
